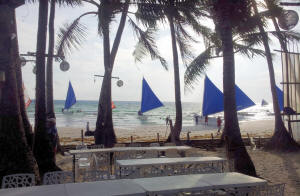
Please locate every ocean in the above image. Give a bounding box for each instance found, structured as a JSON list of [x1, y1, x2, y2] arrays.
[[26, 100, 274, 128]]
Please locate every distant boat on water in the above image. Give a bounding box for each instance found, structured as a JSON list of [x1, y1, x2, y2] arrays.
[[261, 99, 268, 106], [138, 78, 164, 120], [62, 81, 81, 114]]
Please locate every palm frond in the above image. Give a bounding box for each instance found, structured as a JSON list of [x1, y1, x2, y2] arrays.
[[233, 42, 265, 58], [56, 12, 96, 58], [26, 0, 82, 6], [134, 1, 166, 27], [270, 30, 300, 43], [174, 23, 194, 67], [129, 17, 168, 70], [55, 0, 82, 7], [184, 47, 212, 91]]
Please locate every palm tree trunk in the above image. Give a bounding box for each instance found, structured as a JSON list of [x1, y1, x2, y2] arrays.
[[34, 0, 60, 175], [94, 5, 116, 147], [110, 0, 129, 67], [215, 2, 257, 176], [255, 0, 300, 151], [0, 5, 40, 184], [46, 0, 55, 119], [13, 10, 34, 149], [166, 15, 182, 145]]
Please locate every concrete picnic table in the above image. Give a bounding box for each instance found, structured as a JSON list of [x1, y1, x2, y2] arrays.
[[116, 156, 226, 178], [69, 146, 192, 181]]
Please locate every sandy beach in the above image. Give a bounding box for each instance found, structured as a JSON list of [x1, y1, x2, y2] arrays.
[[58, 119, 275, 145], [55, 118, 300, 195]]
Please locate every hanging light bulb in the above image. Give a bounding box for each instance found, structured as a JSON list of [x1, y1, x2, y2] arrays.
[[278, 10, 299, 30], [32, 66, 36, 74], [20, 56, 26, 67], [117, 79, 123, 87], [60, 60, 70, 71]]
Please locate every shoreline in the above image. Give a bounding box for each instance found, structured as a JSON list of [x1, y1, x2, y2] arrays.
[[58, 119, 275, 145]]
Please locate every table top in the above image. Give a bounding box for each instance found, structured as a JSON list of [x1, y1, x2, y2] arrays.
[[132, 172, 267, 194], [0, 172, 266, 196], [0, 180, 146, 196], [0, 184, 66, 196], [69, 146, 192, 155], [65, 179, 146, 196], [116, 156, 226, 167]]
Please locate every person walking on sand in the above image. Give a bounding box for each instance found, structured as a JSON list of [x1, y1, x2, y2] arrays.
[[204, 115, 208, 126], [217, 116, 222, 134], [47, 118, 58, 162]]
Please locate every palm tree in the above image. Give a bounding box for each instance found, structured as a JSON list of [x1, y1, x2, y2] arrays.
[[184, 0, 258, 176], [46, 0, 57, 119], [33, 0, 61, 175], [0, 4, 40, 184], [212, 0, 257, 176], [133, 0, 209, 144], [252, 0, 300, 151], [46, 0, 81, 119], [46, 0, 81, 155]]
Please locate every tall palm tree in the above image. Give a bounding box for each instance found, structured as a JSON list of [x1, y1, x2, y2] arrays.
[[46, 0, 81, 119], [133, 0, 209, 144], [0, 4, 40, 183], [34, 0, 61, 175], [46, 0, 57, 119], [252, 0, 300, 151], [208, 0, 257, 176]]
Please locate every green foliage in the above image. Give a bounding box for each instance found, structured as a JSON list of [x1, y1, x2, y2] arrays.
[[56, 12, 93, 58], [129, 18, 168, 70], [184, 47, 212, 91], [25, 0, 82, 6]]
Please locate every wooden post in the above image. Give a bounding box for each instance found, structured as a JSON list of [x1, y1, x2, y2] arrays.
[[130, 136, 133, 143], [211, 133, 214, 146], [187, 131, 190, 142], [81, 129, 84, 145], [157, 133, 159, 143], [247, 133, 250, 145]]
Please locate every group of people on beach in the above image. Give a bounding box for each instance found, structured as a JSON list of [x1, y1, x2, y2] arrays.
[[194, 114, 222, 134]]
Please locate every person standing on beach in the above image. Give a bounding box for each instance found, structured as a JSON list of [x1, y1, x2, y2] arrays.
[[47, 118, 58, 162], [217, 116, 222, 134], [85, 121, 94, 136], [194, 114, 199, 125], [205, 115, 208, 126]]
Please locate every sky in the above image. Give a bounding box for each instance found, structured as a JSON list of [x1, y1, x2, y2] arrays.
[[15, 2, 300, 103]]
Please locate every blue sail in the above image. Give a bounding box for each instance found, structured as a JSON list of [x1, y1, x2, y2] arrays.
[[276, 85, 284, 111], [64, 81, 76, 109], [235, 85, 255, 111], [140, 78, 164, 113], [202, 76, 255, 116], [202, 76, 224, 116]]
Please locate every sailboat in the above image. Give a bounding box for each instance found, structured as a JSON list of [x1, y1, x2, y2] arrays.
[[261, 99, 268, 106], [138, 78, 164, 119], [201, 76, 255, 123], [62, 81, 79, 114], [202, 76, 255, 116]]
